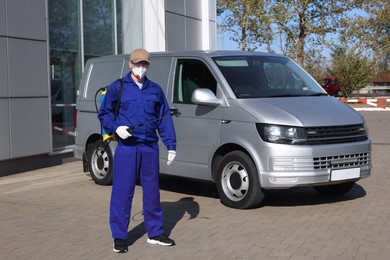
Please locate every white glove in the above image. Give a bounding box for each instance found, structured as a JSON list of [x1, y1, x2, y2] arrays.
[[116, 126, 132, 139], [167, 150, 176, 165]]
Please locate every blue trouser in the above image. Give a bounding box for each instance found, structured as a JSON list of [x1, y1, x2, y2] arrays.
[[110, 142, 163, 239]]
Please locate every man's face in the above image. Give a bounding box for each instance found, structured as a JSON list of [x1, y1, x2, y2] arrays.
[[130, 61, 150, 80]]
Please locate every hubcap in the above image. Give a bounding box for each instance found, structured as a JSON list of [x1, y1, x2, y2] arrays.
[[91, 148, 109, 179], [221, 162, 249, 201], [97, 156, 104, 170]]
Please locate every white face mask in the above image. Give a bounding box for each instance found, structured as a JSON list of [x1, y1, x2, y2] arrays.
[[132, 66, 148, 80]]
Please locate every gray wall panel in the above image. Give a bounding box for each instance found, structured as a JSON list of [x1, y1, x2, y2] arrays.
[[209, 0, 216, 21], [0, 0, 6, 35], [166, 12, 186, 51], [209, 20, 217, 45], [8, 38, 49, 97], [186, 18, 202, 50], [123, 0, 143, 53], [0, 38, 7, 97], [6, 0, 47, 40], [185, 0, 201, 20], [165, 0, 184, 15], [10, 98, 50, 158], [0, 99, 11, 160]]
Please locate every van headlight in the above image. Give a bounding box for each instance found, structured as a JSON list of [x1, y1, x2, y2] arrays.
[[256, 123, 307, 144]]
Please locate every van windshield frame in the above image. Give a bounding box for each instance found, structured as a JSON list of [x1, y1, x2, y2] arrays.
[[212, 56, 326, 98]]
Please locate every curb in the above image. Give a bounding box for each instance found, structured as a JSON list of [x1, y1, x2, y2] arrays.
[[339, 98, 390, 111]]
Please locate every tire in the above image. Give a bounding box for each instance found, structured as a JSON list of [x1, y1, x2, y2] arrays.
[[216, 151, 264, 209], [88, 140, 113, 185], [314, 181, 355, 196]]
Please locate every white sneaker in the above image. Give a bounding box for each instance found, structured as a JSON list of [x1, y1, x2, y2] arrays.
[[147, 234, 175, 246]]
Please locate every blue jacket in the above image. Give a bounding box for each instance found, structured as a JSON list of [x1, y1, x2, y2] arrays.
[[98, 72, 176, 150]]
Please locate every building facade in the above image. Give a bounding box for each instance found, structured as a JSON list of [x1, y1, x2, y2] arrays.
[[0, 0, 216, 173]]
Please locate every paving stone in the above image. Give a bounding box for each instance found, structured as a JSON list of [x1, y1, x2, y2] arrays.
[[1, 112, 390, 259]]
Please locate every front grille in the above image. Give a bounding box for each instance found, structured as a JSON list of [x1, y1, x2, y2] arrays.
[[314, 152, 371, 170], [271, 152, 371, 171], [305, 124, 368, 144]]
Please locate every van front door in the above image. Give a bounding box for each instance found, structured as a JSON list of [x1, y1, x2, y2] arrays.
[[167, 59, 222, 180]]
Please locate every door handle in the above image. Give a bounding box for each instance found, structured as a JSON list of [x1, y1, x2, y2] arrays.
[[170, 108, 181, 117]]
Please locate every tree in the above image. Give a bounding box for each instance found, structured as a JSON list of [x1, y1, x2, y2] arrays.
[[217, 0, 272, 51], [328, 47, 373, 97], [303, 51, 330, 83], [269, 0, 363, 67], [217, 0, 365, 67], [339, 0, 389, 75]]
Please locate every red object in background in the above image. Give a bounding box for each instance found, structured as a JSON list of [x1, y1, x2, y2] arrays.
[[321, 77, 342, 96]]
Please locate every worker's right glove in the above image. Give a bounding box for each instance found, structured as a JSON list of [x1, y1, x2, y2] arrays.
[[116, 126, 132, 139], [167, 150, 176, 165]]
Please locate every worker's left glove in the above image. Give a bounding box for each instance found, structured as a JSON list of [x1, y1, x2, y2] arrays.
[[167, 150, 176, 165]]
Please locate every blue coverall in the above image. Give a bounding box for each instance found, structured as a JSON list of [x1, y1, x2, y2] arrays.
[[98, 72, 176, 240]]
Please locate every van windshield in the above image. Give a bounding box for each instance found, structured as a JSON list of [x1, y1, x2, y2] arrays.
[[213, 56, 326, 98]]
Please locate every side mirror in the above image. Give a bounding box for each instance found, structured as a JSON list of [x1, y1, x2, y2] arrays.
[[191, 88, 221, 106]]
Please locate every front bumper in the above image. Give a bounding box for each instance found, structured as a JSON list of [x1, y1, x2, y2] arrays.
[[256, 141, 372, 189], [260, 165, 371, 189]]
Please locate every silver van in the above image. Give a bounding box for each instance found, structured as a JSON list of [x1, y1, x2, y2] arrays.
[[74, 51, 371, 209]]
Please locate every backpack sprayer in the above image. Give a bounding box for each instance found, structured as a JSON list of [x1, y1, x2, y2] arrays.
[[95, 79, 124, 141]]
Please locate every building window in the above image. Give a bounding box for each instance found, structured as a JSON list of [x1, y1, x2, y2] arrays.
[[83, 0, 118, 61], [48, 0, 122, 150], [48, 0, 81, 150]]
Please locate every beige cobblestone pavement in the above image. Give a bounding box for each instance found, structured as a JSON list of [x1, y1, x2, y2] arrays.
[[0, 111, 389, 260]]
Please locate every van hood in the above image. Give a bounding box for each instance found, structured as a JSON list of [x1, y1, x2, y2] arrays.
[[235, 96, 364, 126]]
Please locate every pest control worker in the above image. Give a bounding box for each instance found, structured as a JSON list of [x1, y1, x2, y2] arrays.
[[98, 48, 177, 253]]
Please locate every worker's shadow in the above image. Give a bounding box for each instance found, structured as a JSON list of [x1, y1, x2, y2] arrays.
[[126, 197, 199, 246]]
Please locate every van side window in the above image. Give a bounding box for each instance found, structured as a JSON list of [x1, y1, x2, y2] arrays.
[[173, 59, 217, 104]]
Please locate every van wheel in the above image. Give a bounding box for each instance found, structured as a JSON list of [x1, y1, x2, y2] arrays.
[[216, 151, 264, 209], [88, 140, 113, 185], [314, 181, 355, 196]]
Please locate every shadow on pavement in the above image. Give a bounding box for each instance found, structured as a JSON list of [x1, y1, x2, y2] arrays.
[[159, 174, 219, 199], [126, 197, 200, 246], [262, 183, 367, 207], [158, 174, 367, 209]]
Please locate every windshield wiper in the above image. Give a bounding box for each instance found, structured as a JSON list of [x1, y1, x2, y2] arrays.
[[309, 92, 328, 96], [267, 94, 303, 98]]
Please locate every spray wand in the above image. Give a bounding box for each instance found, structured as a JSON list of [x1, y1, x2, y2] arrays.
[[126, 109, 181, 135]]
